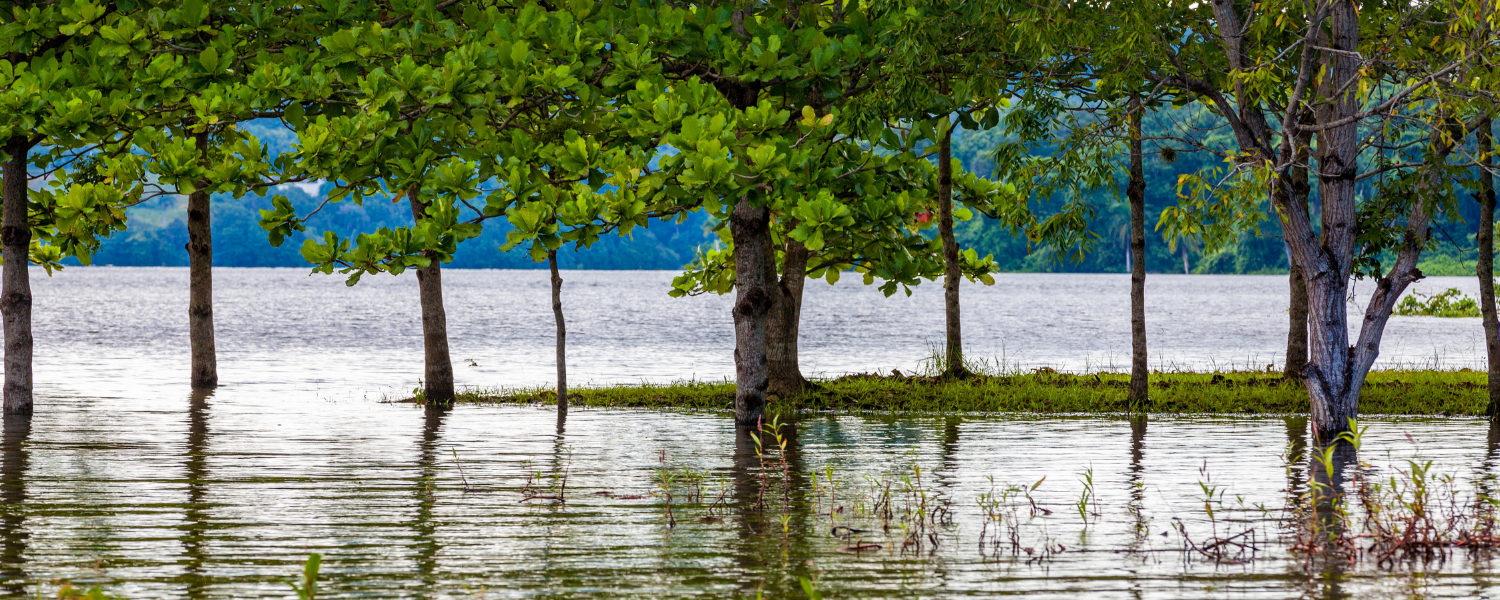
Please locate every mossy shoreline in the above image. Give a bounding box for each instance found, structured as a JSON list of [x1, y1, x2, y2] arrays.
[[442, 369, 1492, 417]]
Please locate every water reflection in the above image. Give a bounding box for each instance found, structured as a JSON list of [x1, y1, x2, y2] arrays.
[[1285, 416, 1309, 509], [1126, 417, 1148, 550], [412, 403, 449, 598], [179, 391, 212, 599], [0, 414, 29, 597], [1308, 440, 1357, 600], [5, 402, 1500, 597]]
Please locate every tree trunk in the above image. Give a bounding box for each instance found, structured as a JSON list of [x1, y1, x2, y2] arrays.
[[766, 237, 808, 399], [937, 121, 966, 377], [548, 249, 567, 414], [187, 130, 217, 389], [1478, 119, 1500, 418], [408, 190, 454, 403], [1297, 0, 1364, 441], [731, 196, 777, 428], [1126, 100, 1148, 406], [1286, 264, 1309, 378], [1, 138, 32, 415], [1284, 119, 1314, 380]]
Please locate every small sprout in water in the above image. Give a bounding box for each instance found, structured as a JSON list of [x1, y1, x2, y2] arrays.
[[287, 553, 322, 600]]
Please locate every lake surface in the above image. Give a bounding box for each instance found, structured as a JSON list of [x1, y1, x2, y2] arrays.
[[28, 267, 1491, 398], [8, 267, 1500, 598]]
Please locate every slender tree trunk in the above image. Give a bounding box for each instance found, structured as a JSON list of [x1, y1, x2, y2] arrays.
[[408, 189, 454, 403], [1126, 100, 1148, 405], [937, 120, 966, 377], [187, 130, 217, 389], [1180, 245, 1189, 274], [1478, 119, 1500, 418], [1284, 120, 1314, 380], [1, 138, 32, 415], [731, 196, 777, 427], [548, 250, 567, 414], [766, 237, 808, 399], [1285, 264, 1309, 378]]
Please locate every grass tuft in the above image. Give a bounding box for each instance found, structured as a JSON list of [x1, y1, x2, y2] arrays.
[[444, 369, 1491, 417]]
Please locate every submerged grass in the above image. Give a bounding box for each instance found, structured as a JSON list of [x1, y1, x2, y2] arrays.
[[450, 368, 1492, 417]]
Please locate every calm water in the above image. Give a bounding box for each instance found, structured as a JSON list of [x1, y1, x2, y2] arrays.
[[6, 267, 1499, 598], [28, 267, 1491, 397]]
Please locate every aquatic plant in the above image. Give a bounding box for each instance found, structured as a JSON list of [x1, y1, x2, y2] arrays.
[[1394, 287, 1485, 318], [519, 453, 570, 504], [52, 583, 120, 600], [1076, 467, 1098, 525], [287, 553, 322, 600]]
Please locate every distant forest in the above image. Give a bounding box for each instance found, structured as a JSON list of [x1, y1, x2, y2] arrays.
[[82, 116, 1486, 275]]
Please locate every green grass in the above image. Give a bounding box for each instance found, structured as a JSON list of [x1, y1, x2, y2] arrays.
[[450, 369, 1492, 417]]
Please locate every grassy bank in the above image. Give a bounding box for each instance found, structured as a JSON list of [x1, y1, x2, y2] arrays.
[[451, 369, 1491, 416]]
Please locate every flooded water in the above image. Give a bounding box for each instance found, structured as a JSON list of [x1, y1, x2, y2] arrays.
[[9, 267, 1500, 598], [7, 399, 1500, 598]]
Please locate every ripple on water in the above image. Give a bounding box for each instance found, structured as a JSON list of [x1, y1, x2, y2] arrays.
[[3, 392, 1500, 598]]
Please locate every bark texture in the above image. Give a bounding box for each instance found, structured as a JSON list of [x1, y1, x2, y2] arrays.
[[766, 237, 808, 399], [731, 196, 777, 427], [1, 138, 32, 415], [937, 123, 966, 377], [716, 73, 774, 428], [1478, 120, 1500, 418], [408, 190, 455, 403], [1285, 264, 1310, 377], [187, 130, 217, 389], [1284, 128, 1313, 380], [1126, 102, 1149, 406], [1301, 4, 1364, 439], [548, 250, 568, 414]]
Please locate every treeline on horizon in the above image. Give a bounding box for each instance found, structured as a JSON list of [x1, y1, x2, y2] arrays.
[[76, 116, 1495, 275]]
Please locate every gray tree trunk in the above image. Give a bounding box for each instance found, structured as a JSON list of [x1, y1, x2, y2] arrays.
[[1126, 100, 1149, 405], [1206, 0, 1427, 442], [548, 250, 567, 414], [1298, 1, 1371, 441], [766, 237, 807, 399], [1, 138, 32, 415], [730, 196, 777, 428], [1478, 119, 1500, 417], [408, 190, 454, 403], [187, 130, 217, 389], [937, 123, 966, 377]]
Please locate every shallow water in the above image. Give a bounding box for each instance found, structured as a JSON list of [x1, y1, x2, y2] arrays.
[[7, 397, 1500, 598], [11, 267, 1500, 598]]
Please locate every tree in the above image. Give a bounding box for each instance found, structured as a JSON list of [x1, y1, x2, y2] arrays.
[[262, 5, 492, 402], [1109, 0, 1498, 439], [100, 1, 338, 389], [626, 1, 949, 424], [1479, 119, 1500, 417], [0, 1, 144, 413], [267, 1, 673, 404]]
